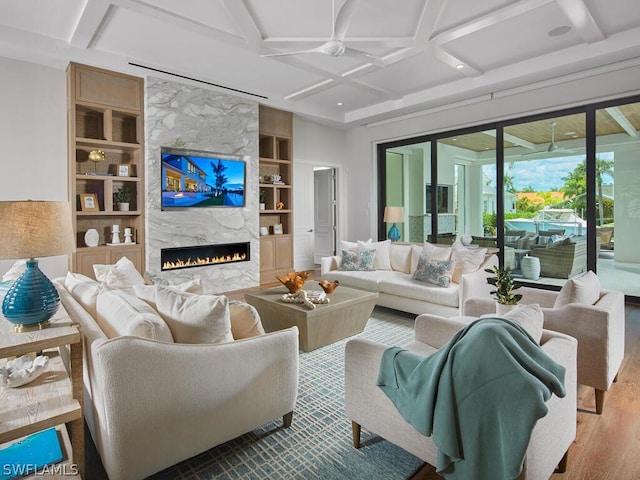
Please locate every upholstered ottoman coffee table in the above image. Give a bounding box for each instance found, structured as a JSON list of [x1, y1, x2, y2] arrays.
[[245, 284, 378, 352]]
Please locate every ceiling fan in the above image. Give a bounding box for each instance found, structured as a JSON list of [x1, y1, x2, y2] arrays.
[[260, 0, 384, 66], [521, 122, 575, 156]]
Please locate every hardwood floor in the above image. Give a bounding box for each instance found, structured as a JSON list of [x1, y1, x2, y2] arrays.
[[410, 304, 640, 480]]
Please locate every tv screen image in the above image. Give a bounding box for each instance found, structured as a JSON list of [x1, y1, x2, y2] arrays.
[[161, 147, 246, 209]]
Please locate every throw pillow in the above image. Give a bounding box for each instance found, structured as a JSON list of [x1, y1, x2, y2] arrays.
[[410, 242, 452, 273], [341, 238, 372, 251], [339, 249, 375, 271], [64, 272, 101, 318], [554, 271, 601, 308], [501, 304, 544, 344], [95, 290, 174, 342], [390, 244, 413, 274], [133, 285, 234, 344], [450, 241, 488, 283], [93, 256, 145, 288], [369, 239, 392, 270], [413, 254, 454, 288], [229, 301, 265, 339]]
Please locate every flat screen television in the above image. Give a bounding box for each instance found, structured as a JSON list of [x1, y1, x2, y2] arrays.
[[161, 147, 246, 209], [425, 184, 450, 213]]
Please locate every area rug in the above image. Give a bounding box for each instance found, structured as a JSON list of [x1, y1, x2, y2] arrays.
[[150, 306, 423, 480]]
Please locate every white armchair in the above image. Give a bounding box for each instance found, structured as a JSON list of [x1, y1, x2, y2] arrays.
[[345, 314, 577, 479], [56, 280, 299, 480], [464, 282, 625, 414]]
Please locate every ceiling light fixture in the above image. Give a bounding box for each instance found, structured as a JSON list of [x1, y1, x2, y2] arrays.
[[456, 64, 465, 69], [337, 102, 343, 106], [548, 25, 572, 37]]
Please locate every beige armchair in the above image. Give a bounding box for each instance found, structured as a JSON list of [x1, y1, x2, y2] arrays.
[[345, 314, 577, 479], [465, 283, 624, 414]]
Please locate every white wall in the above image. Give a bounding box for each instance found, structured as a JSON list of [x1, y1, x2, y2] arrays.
[[293, 115, 348, 243], [0, 57, 68, 278], [346, 63, 640, 241]]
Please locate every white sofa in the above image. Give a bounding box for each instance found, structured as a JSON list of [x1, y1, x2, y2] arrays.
[[321, 241, 498, 316], [54, 272, 299, 480]]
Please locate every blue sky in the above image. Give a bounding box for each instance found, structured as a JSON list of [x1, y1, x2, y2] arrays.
[[483, 152, 613, 191]]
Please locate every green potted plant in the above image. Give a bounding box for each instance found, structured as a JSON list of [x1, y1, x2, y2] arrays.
[[484, 265, 523, 315], [113, 187, 132, 211]]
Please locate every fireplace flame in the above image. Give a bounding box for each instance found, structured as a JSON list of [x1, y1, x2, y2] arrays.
[[162, 252, 247, 270]]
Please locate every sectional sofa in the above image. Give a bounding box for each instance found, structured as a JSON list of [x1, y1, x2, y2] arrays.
[[321, 240, 498, 316]]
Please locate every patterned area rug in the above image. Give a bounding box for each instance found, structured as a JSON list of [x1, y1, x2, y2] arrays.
[[150, 306, 423, 480]]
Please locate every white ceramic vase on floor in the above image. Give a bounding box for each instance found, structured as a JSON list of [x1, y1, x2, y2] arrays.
[[521, 255, 541, 280]]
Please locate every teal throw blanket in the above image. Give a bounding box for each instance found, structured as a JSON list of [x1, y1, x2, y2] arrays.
[[377, 318, 566, 480]]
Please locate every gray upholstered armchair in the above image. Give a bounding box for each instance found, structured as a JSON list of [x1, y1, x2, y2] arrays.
[[345, 314, 577, 479], [465, 272, 624, 414]]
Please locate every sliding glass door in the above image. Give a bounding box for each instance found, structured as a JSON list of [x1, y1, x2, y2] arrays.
[[595, 101, 640, 296]]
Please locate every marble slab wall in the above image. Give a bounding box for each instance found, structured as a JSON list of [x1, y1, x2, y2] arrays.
[[145, 77, 259, 293]]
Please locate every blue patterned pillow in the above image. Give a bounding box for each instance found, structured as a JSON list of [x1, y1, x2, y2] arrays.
[[339, 249, 375, 271], [412, 254, 454, 287]]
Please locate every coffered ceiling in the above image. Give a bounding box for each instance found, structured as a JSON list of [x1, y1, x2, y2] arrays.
[[1, 0, 639, 127]]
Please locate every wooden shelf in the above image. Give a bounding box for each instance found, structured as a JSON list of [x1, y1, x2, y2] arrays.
[[259, 106, 294, 282], [68, 62, 146, 278]]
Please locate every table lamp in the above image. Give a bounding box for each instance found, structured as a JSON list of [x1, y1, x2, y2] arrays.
[[0, 201, 75, 332], [383, 206, 404, 242]]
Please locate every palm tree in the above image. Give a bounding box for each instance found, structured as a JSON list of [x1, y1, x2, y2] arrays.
[[596, 156, 614, 226], [211, 160, 228, 197]]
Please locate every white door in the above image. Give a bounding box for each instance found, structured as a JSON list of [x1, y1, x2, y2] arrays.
[[314, 168, 336, 263], [293, 163, 315, 270]]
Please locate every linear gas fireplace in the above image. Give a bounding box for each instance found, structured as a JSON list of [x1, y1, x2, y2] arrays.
[[161, 242, 250, 271]]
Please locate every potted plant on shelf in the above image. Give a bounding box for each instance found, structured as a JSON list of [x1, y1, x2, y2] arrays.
[[113, 187, 132, 211], [484, 265, 523, 316]]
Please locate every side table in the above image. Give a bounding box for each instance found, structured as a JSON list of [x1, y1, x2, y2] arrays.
[[0, 302, 83, 478]]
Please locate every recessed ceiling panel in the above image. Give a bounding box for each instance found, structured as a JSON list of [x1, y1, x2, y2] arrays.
[[135, 0, 241, 36], [433, 0, 517, 37], [584, 0, 640, 37], [443, 2, 582, 71], [294, 81, 387, 113], [0, 0, 85, 41], [358, 52, 463, 96], [95, 7, 324, 96], [345, 0, 425, 38], [246, 0, 331, 38]]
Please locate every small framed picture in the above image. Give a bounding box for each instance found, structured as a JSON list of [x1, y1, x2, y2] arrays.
[[117, 164, 130, 177], [273, 223, 283, 235], [80, 193, 99, 211]]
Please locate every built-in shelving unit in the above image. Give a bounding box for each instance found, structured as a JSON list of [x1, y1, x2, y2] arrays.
[[259, 106, 293, 282], [67, 63, 145, 278]]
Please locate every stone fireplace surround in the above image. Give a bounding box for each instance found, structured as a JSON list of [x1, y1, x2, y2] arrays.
[[145, 77, 260, 293]]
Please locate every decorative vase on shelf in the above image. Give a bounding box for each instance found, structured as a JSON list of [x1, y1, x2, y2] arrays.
[[118, 203, 130, 212], [460, 234, 472, 246]]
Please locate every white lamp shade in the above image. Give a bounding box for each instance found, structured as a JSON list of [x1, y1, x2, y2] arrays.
[[0, 201, 76, 260], [383, 206, 404, 223]]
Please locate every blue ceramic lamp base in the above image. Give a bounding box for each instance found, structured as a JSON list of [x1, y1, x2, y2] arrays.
[[388, 223, 401, 242], [2, 259, 59, 332]]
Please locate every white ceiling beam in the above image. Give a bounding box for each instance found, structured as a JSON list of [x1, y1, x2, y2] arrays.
[[555, 0, 605, 43], [285, 79, 336, 101], [68, 0, 112, 49], [119, 0, 246, 45], [430, 0, 554, 45], [482, 130, 537, 149], [605, 107, 638, 136], [221, 0, 263, 50], [261, 37, 414, 49]]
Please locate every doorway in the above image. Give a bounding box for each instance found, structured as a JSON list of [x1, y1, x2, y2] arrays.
[[293, 164, 338, 270]]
